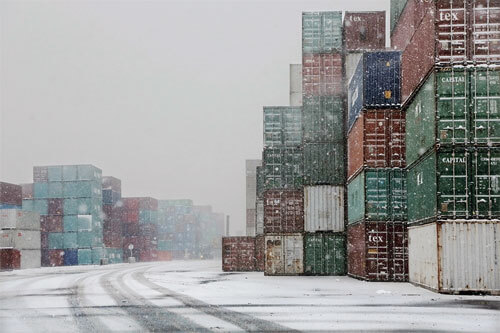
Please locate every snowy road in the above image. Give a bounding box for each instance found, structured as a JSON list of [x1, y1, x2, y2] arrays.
[[0, 260, 499, 332]]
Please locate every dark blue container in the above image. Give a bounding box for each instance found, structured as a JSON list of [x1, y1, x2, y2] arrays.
[[348, 51, 401, 130], [63, 249, 78, 266]]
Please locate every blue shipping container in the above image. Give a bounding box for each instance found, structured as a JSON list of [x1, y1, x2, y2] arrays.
[[0, 204, 22, 209], [64, 249, 78, 266], [348, 51, 401, 130]]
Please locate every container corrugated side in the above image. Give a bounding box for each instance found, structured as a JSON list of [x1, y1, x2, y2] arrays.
[[0, 209, 40, 231], [255, 199, 264, 235], [290, 64, 302, 107], [304, 186, 344, 232], [304, 233, 346, 275], [302, 12, 343, 54], [264, 234, 303, 276], [409, 221, 500, 294], [344, 11, 385, 51], [263, 106, 302, 148], [0, 230, 41, 250], [303, 142, 344, 186], [19, 249, 41, 269], [303, 96, 344, 143], [390, 0, 409, 34]]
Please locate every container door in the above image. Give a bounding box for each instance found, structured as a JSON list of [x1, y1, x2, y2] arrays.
[[437, 149, 470, 218], [324, 234, 346, 275], [284, 235, 303, 274], [305, 234, 323, 274], [471, 1, 500, 64], [366, 223, 389, 281], [265, 236, 284, 275], [365, 169, 390, 220], [364, 111, 388, 168], [472, 148, 500, 219], [390, 169, 407, 221], [435, 0, 468, 64]]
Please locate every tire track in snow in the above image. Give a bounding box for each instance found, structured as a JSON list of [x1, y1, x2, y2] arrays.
[[134, 271, 299, 332]]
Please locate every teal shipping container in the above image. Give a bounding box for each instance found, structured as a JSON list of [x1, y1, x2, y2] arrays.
[[48, 232, 63, 249], [263, 106, 302, 148], [78, 249, 92, 265], [63, 232, 78, 249], [302, 12, 343, 53], [303, 142, 344, 186], [262, 147, 303, 190], [303, 96, 344, 143]]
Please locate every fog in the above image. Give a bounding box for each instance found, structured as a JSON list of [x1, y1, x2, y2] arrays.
[[0, 0, 389, 235]]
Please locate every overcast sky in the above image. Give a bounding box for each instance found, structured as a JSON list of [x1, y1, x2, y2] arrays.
[[1, 0, 390, 235]]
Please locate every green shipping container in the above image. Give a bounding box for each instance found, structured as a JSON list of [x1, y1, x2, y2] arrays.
[[302, 12, 343, 53], [303, 96, 344, 143], [347, 169, 407, 224], [48, 232, 63, 249], [262, 147, 303, 190], [63, 215, 78, 232], [92, 247, 105, 264], [303, 142, 344, 185], [78, 249, 92, 265], [47, 182, 63, 198], [63, 232, 78, 249], [406, 68, 500, 166], [408, 147, 500, 223], [263, 106, 302, 147], [304, 233, 346, 275], [77, 231, 93, 248], [390, 0, 408, 34]]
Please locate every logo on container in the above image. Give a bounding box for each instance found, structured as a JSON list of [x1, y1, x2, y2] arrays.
[[442, 157, 466, 164], [368, 235, 383, 242], [439, 11, 460, 22], [441, 76, 465, 83]]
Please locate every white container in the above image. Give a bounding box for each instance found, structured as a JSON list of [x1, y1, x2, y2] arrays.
[[265, 234, 303, 275], [409, 221, 500, 294], [345, 52, 362, 86], [255, 199, 264, 235], [0, 209, 40, 231], [246, 209, 256, 237], [20, 249, 41, 269], [290, 64, 302, 106], [0, 230, 41, 249], [304, 186, 344, 232]]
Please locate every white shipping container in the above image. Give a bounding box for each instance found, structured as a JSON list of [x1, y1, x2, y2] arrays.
[[0, 209, 40, 231], [265, 234, 303, 275], [255, 199, 264, 235], [20, 249, 41, 269], [345, 53, 362, 87], [0, 230, 41, 250], [409, 221, 500, 294], [304, 186, 344, 232], [290, 64, 302, 107]]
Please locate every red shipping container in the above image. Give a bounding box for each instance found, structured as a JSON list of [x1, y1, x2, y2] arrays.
[[391, 0, 433, 51], [302, 53, 343, 96], [347, 110, 405, 180], [263, 190, 304, 234], [41, 249, 64, 267], [21, 183, 34, 200], [0, 249, 21, 270], [222, 237, 256, 272], [41, 232, 49, 249], [42, 215, 63, 233], [344, 11, 385, 51], [123, 198, 140, 211], [157, 251, 172, 261], [347, 221, 408, 282], [0, 182, 22, 206], [48, 199, 63, 215], [255, 234, 265, 272], [472, 0, 500, 63]]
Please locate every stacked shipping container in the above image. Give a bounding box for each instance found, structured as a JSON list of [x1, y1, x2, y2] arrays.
[[0, 182, 22, 209], [246, 159, 261, 236], [392, 0, 500, 294], [301, 11, 346, 276], [102, 176, 123, 264]]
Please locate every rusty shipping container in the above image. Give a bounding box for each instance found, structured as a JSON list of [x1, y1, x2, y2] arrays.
[[304, 186, 344, 232], [408, 221, 500, 294], [0, 182, 22, 207], [0, 249, 21, 270], [41, 249, 64, 267], [302, 53, 343, 96], [348, 110, 406, 180], [255, 234, 265, 272], [347, 221, 408, 282], [265, 234, 303, 276], [344, 11, 385, 52], [263, 190, 304, 234], [222, 236, 256, 272]]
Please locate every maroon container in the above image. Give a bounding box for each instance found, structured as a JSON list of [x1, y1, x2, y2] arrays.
[[104, 231, 122, 248], [125, 197, 158, 211], [42, 216, 63, 233], [263, 190, 304, 234], [391, 0, 433, 51], [102, 176, 121, 193], [347, 221, 408, 282], [48, 199, 63, 215], [472, 0, 500, 63], [0, 182, 22, 206], [41, 232, 49, 249], [222, 236, 256, 272], [347, 110, 405, 181], [302, 53, 343, 96], [255, 234, 265, 272], [344, 11, 385, 51], [21, 183, 34, 200], [0, 249, 21, 270], [41, 249, 64, 267]]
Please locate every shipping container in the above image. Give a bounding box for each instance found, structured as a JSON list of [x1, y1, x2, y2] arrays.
[[347, 221, 408, 281], [0, 249, 21, 270], [102, 176, 121, 193], [304, 186, 344, 232], [64, 249, 78, 266], [263, 106, 302, 148], [348, 51, 402, 130], [0, 230, 41, 249], [78, 249, 92, 265], [348, 109, 405, 180], [246, 209, 256, 237], [408, 221, 500, 294], [0, 182, 22, 207], [255, 199, 264, 235], [41, 249, 64, 267], [48, 198, 64, 215], [391, 0, 430, 50], [390, 0, 409, 34], [92, 247, 105, 264], [303, 96, 344, 143], [262, 147, 303, 190], [345, 53, 362, 85], [255, 234, 265, 272], [302, 12, 343, 54], [0, 209, 40, 230], [302, 53, 343, 96], [20, 183, 33, 200], [20, 249, 41, 269], [303, 142, 344, 186], [407, 147, 500, 223], [344, 11, 385, 51], [304, 232, 346, 275], [290, 64, 303, 107], [264, 234, 303, 275], [263, 190, 304, 234], [348, 168, 407, 224], [41, 216, 63, 233], [222, 236, 256, 272], [256, 166, 265, 199]]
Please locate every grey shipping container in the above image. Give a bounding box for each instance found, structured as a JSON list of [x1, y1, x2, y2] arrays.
[[290, 64, 302, 107], [265, 234, 304, 275], [304, 186, 344, 232], [0, 210, 40, 231], [263, 106, 302, 148], [302, 12, 343, 54], [0, 230, 41, 250]]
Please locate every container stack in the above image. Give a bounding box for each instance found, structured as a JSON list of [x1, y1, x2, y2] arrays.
[[254, 165, 265, 271], [193, 205, 220, 259], [0, 182, 22, 209], [22, 165, 104, 266], [301, 11, 346, 276], [121, 197, 158, 262], [158, 199, 194, 259], [0, 209, 41, 269], [392, 0, 500, 294], [346, 46, 408, 280], [102, 176, 123, 264], [262, 105, 304, 275], [245, 159, 262, 237]]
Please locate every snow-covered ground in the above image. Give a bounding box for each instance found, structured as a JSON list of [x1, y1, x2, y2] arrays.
[[0, 260, 498, 332]]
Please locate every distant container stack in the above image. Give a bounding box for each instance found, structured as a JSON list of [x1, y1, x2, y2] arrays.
[[392, 0, 500, 294], [0, 182, 22, 209], [22, 165, 104, 266], [102, 176, 123, 264], [246, 159, 262, 237]]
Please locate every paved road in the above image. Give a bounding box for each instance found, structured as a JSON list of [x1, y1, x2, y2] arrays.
[[0, 261, 499, 332]]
